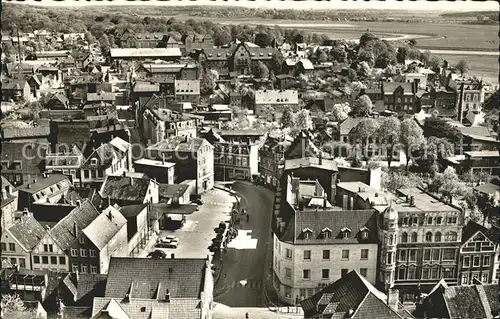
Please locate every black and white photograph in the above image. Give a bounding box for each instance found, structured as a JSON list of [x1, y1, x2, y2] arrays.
[[0, 0, 499, 318]]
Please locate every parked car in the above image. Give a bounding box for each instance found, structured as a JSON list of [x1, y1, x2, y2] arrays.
[[194, 199, 203, 205], [147, 250, 167, 259]]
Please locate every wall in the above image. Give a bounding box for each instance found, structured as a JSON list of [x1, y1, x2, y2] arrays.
[[200, 261, 215, 319], [32, 234, 68, 272], [1, 231, 32, 269], [1, 192, 18, 230], [99, 223, 129, 274]]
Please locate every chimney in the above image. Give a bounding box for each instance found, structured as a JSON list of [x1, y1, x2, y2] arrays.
[[323, 194, 327, 209], [6, 185, 11, 194], [27, 184, 31, 189], [349, 197, 354, 210], [23, 208, 29, 216], [107, 197, 111, 207], [342, 195, 348, 210], [410, 196, 415, 207], [171, 253, 175, 259], [165, 289, 171, 302], [387, 289, 399, 312], [358, 187, 363, 192], [76, 200, 81, 207], [75, 270, 80, 282], [33, 178, 37, 183], [123, 171, 126, 177], [1, 189, 6, 199], [73, 221, 78, 236]]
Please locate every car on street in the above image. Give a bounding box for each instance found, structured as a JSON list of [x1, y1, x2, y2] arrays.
[[156, 236, 179, 249], [194, 199, 203, 205]]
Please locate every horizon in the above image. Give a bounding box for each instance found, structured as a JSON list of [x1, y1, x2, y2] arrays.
[[8, 0, 500, 12]]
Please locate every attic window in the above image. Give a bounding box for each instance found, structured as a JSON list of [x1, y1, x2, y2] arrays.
[[260, 53, 263, 56], [208, 54, 212, 57], [268, 52, 272, 56], [251, 53, 255, 56], [90, 158, 98, 165], [140, 307, 146, 312], [217, 53, 221, 57], [341, 228, 351, 239], [360, 227, 370, 239], [302, 228, 313, 239], [321, 228, 332, 238]]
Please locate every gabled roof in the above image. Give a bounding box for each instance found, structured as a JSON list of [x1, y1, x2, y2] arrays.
[[174, 79, 200, 95], [87, 92, 116, 102], [148, 137, 209, 153], [63, 272, 107, 306], [104, 257, 208, 299], [382, 82, 415, 95], [300, 270, 404, 319], [254, 89, 299, 104], [284, 130, 333, 162], [7, 215, 47, 251], [17, 174, 70, 194], [133, 81, 160, 93], [81, 143, 123, 169], [110, 48, 182, 58], [100, 175, 153, 203], [50, 199, 101, 251], [2, 126, 51, 140], [83, 207, 127, 250]]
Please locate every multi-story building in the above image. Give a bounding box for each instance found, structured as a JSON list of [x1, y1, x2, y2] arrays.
[[379, 188, 464, 301], [145, 137, 214, 194], [272, 174, 379, 304], [1, 176, 18, 230], [204, 129, 265, 181], [117, 29, 165, 48], [382, 82, 418, 113], [17, 173, 73, 211], [231, 42, 279, 74], [463, 150, 499, 176], [456, 81, 485, 123], [142, 108, 197, 143], [45, 145, 85, 184], [118, 204, 150, 257], [78, 137, 132, 187], [254, 89, 299, 121], [458, 221, 499, 285], [259, 134, 293, 188], [174, 79, 200, 105], [1, 213, 46, 270]]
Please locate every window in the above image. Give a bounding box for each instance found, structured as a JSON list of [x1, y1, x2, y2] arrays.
[[401, 232, 408, 243], [423, 249, 431, 261], [411, 232, 417, 242], [482, 273, 489, 283], [473, 256, 480, 267], [408, 266, 416, 279], [9, 243, 15, 251], [425, 232, 432, 242], [447, 216, 457, 224], [42, 256, 49, 264], [79, 237, 85, 244], [398, 267, 406, 280], [322, 269, 329, 279], [399, 250, 407, 262], [81, 264, 88, 273], [361, 230, 369, 239], [323, 250, 330, 260], [446, 232, 458, 242], [303, 250, 311, 261], [50, 256, 57, 264], [484, 256, 490, 266], [88, 249, 95, 258], [461, 274, 469, 284], [285, 248, 292, 260], [44, 244, 48, 252], [361, 249, 369, 260], [463, 256, 470, 267], [342, 230, 351, 239], [422, 267, 430, 279], [435, 232, 441, 242], [341, 250, 350, 260], [360, 268, 367, 277], [0, 243, 5, 251], [408, 250, 416, 262], [84, 170, 90, 178], [285, 267, 291, 279], [10, 258, 16, 265], [427, 217, 433, 225], [59, 257, 66, 265], [71, 248, 78, 257], [303, 269, 310, 280], [322, 229, 332, 239], [387, 252, 393, 264], [34, 256, 40, 264], [432, 249, 440, 261], [80, 249, 87, 257], [49, 245, 53, 252], [436, 217, 442, 225], [19, 258, 26, 268], [72, 264, 79, 272], [411, 216, 418, 226], [90, 265, 98, 274], [341, 269, 348, 277]]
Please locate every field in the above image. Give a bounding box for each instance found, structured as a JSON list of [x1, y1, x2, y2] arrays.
[[435, 54, 499, 86]]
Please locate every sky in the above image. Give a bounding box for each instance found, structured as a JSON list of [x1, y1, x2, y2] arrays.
[[17, 0, 500, 12]]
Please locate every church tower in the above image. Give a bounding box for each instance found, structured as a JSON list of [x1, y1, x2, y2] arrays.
[[380, 205, 398, 291]]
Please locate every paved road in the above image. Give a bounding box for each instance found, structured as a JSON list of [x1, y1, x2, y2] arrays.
[[215, 181, 275, 307]]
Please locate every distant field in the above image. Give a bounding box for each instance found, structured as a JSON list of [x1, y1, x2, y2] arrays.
[[436, 54, 499, 86]]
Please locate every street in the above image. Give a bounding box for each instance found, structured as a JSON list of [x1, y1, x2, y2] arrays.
[[215, 181, 275, 307]]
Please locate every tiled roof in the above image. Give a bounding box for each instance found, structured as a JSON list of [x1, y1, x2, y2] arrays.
[[1, 176, 17, 207], [159, 184, 190, 199], [300, 270, 403, 319], [110, 48, 182, 58], [49, 92, 69, 106], [50, 199, 101, 251], [118, 204, 148, 218], [299, 59, 314, 70], [7, 215, 47, 251], [83, 207, 127, 250], [255, 89, 299, 104], [292, 209, 379, 244], [175, 80, 200, 95], [461, 221, 488, 243], [100, 175, 152, 203], [17, 174, 70, 194], [382, 82, 415, 95], [81, 143, 124, 169], [87, 92, 116, 102], [338, 117, 385, 136], [203, 48, 232, 60], [284, 130, 333, 161], [104, 257, 207, 299], [2, 126, 50, 140]]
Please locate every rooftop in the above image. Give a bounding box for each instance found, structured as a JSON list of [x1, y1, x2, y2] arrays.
[[104, 257, 208, 299], [147, 137, 208, 153], [17, 174, 70, 194], [393, 188, 460, 213], [464, 150, 499, 158], [7, 215, 47, 251], [134, 158, 176, 168], [159, 184, 190, 199], [110, 48, 182, 58], [83, 207, 127, 250], [255, 89, 299, 104], [100, 175, 153, 203]]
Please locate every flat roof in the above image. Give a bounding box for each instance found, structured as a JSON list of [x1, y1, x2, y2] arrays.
[[464, 151, 499, 158], [134, 158, 175, 168], [394, 188, 460, 213]]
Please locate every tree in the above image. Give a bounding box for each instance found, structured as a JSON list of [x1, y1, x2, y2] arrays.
[[415, 136, 454, 174], [381, 171, 424, 193], [352, 95, 373, 117], [359, 32, 378, 47], [350, 118, 380, 144], [280, 108, 295, 128], [147, 250, 166, 259], [455, 59, 469, 76], [408, 39, 417, 46], [396, 47, 407, 64], [213, 29, 232, 46], [1, 294, 37, 319], [200, 70, 217, 95], [357, 49, 375, 67], [99, 34, 110, 52], [357, 61, 372, 79], [270, 51, 284, 73], [317, 50, 328, 63], [294, 109, 313, 130], [25, 101, 42, 121], [328, 102, 351, 122], [378, 117, 401, 167], [428, 55, 443, 70], [254, 32, 272, 48], [423, 117, 461, 143], [253, 61, 269, 79], [400, 118, 425, 170], [428, 167, 465, 203]]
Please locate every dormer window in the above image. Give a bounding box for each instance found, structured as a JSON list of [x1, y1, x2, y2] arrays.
[[321, 227, 332, 239], [341, 227, 351, 239], [302, 228, 313, 239], [360, 227, 370, 239], [90, 158, 98, 165]]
